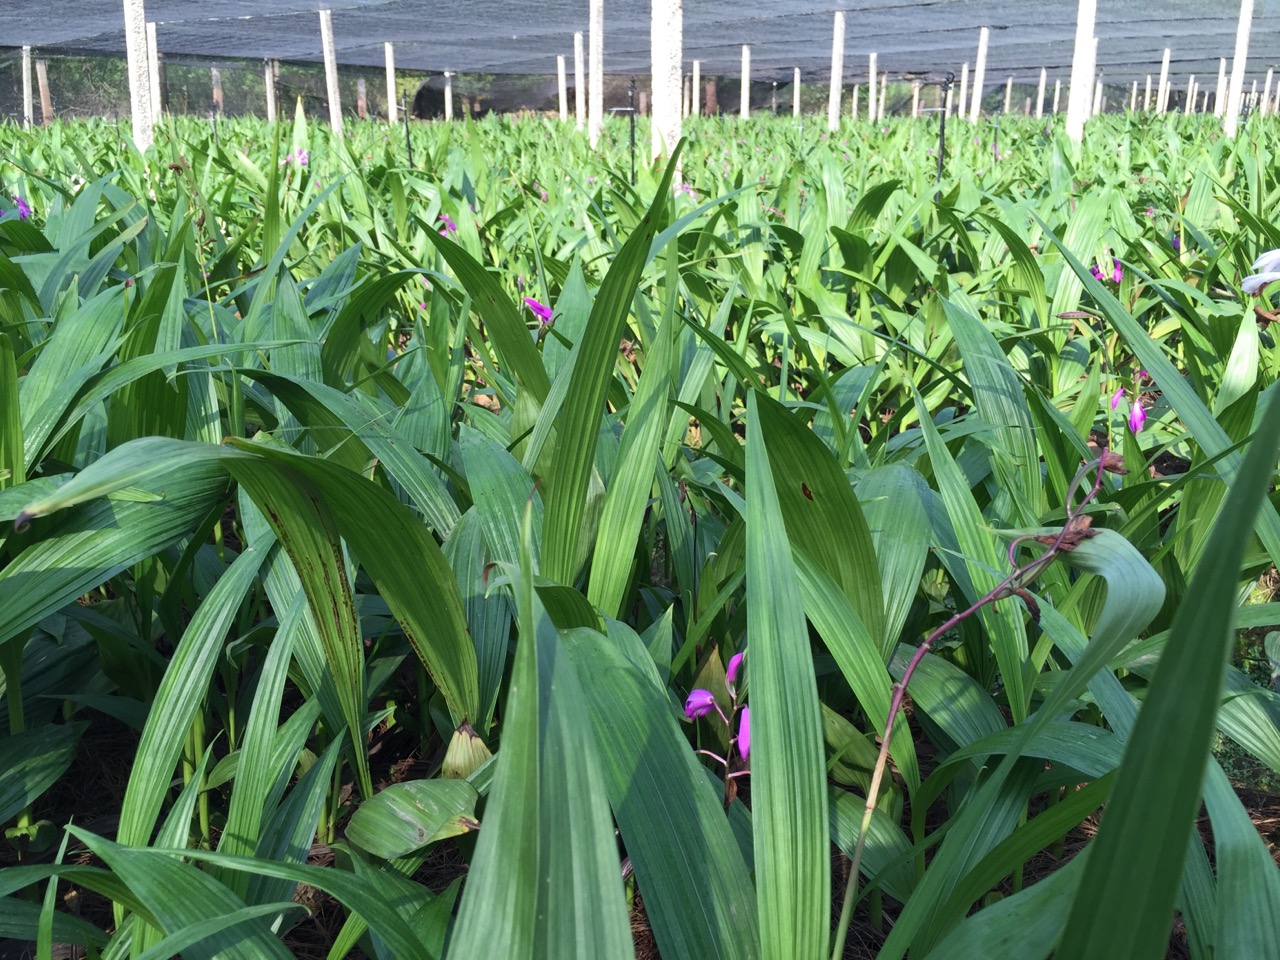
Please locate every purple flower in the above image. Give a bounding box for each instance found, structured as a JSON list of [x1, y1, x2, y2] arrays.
[[1144, 205, 1156, 218], [1110, 387, 1125, 410], [438, 213, 457, 236], [1171, 235, 1180, 251], [725, 652, 744, 688], [13, 196, 31, 220], [1111, 258, 1123, 284], [738, 707, 750, 759], [1090, 264, 1105, 282], [685, 689, 717, 719], [523, 297, 553, 324], [1128, 399, 1146, 433]]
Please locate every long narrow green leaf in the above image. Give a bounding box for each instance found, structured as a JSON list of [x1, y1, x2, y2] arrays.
[[745, 390, 829, 958]]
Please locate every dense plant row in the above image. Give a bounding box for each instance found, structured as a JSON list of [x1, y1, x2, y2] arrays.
[[0, 107, 1278, 959]]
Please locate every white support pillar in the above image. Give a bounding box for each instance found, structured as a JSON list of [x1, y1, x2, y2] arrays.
[[146, 22, 161, 121], [651, 0, 682, 159], [1185, 76, 1196, 115], [557, 55, 568, 121], [958, 62, 968, 121], [1053, 78, 1062, 112], [589, 0, 604, 146], [851, 83, 859, 119], [793, 67, 801, 116], [21, 46, 33, 129], [1130, 80, 1138, 111], [1224, 0, 1254, 137], [969, 27, 989, 123], [444, 72, 453, 121], [692, 59, 701, 115], [1143, 74, 1152, 110], [265, 60, 277, 121], [385, 43, 397, 124], [740, 45, 751, 119], [1003, 75, 1013, 113], [1156, 47, 1171, 113], [1263, 67, 1274, 116], [1065, 0, 1095, 142], [868, 53, 878, 123], [827, 11, 845, 131], [123, 0, 154, 151], [1214, 57, 1227, 115], [319, 9, 342, 135], [1035, 67, 1046, 117], [574, 32, 586, 129], [911, 80, 921, 118]]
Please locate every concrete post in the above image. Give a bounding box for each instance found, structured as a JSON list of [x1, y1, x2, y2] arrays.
[[969, 26, 989, 123], [558, 55, 568, 121], [651, 0, 682, 159], [589, 0, 604, 146], [319, 9, 342, 135], [1065, 0, 1096, 141], [1223, 0, 1254, 137], [123, 0, 154, 150], [827, 11, 845, 131], [385, 43, 396, 123], [146, 22, 161, 120]]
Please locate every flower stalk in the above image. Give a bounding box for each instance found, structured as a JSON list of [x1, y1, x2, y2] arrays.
[[830, 452, 1122, 960]]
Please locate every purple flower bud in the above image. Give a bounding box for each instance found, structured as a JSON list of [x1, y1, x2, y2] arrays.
[[523, 297, 553, 324], [738, 707, 751, 759], [13, 196, 31, 220], [1112, 258, 1123, 284], [1110, 387, 1125, 410], [725, 652, 744, 687], [1172, 235, 1180, 251], [685, 689, 717, 719], [1128, 399, 1146, 433], [1090, 264, 1105, 282]]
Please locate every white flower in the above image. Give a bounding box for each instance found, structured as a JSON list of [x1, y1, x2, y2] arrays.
[[1253, 248, 1280, 274], [1242, 271, 1280, 296]]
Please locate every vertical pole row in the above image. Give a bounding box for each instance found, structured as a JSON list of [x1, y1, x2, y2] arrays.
[[827, 11, 845, 131], [123, 0, 154, 150], [319, 9, 343, 135]]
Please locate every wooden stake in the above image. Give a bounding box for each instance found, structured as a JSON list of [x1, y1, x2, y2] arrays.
[[958, 62, 968, 121], [1130, 79, 1138, 111], [793, 67, 801, 117], [385, 43, 396, 124], [1035, 67, 1046, 117], [558, 55, 568, 121], [851, 82, 859, 119], [650, 0, 682, 160], [911, 80, 921, 118], [444, 72, 454, 121], [740, 45, 750, 119], [1003, 75, 1012, 114], [357, 77, 367, 119], [211, 67, 223, 114], [1143, 74, 1151, 110], [868, 53, 878, 123], [827, 11, 845, 131], [123, 0, 154, 150], [969, 26, 989, 123], [1065, 0, 1095, 141], [1053, 78, 1061, 113], [36, 60, 53, 125], [1223, 0, 1254, 137], [693, 59, 701, 115], [1184, 76, 1196, 115], [1262, 67, 1273, 116], [319, 9, 342, 135]]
